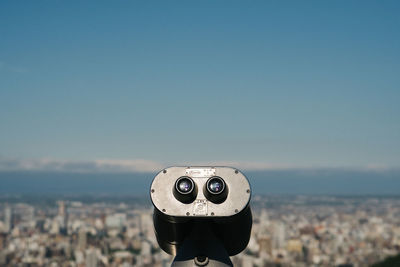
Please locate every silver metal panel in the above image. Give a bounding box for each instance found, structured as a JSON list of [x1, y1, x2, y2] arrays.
[[150, 166, 251, 217]]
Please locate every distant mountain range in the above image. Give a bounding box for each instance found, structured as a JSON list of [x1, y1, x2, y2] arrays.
[[0, 169, 399, 195]]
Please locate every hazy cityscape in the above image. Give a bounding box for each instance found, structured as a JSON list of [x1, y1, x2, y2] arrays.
[[0, 194, 399, 267], [2, 1, 400, 267]]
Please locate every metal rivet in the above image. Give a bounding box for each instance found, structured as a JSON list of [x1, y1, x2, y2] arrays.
[[186, 212, 190, 216], [163, 170, 167, 173], [211, 212, 215, 216], [235, 209, 239, 213], [151, 189, 155, 193], [162, 209, 166, 212], [246, 189, 250, 193], [235, 170, 239, 174]]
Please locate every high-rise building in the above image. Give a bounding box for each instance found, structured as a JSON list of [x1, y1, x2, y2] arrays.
[[139, 212, 152, 236], [58, 201, 65, 216], [258, 236, 272, 255], [273, 222, 286, 249], [0, 233, 5, 250], [85, 248, 98, 267], [78, 227, 87, 251], [4, 206, 12, 233], [57, 201, 68, 235]]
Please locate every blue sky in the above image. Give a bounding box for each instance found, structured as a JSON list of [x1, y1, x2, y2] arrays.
[[0, 1, 399, 171]]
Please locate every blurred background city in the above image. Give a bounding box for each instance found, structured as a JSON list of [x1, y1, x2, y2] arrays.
[[0, 193, 400, 266], [1, 1, 399, 266]]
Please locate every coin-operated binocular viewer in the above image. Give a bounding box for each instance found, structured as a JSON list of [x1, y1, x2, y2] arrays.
[[150, 167, 252, 267]]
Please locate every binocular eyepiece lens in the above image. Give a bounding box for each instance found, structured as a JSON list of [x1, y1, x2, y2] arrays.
[[176, 177, 193, 194], [207, 177, 225, 194], [204, 176, 228, 203], [173, 176, 197, 203]]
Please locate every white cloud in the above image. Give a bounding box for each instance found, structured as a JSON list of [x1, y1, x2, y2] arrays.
[[0, 157, 395, 173], [0, 157, 164, 173], [0, 157, 294, 173], [173, 161, 294, 171]]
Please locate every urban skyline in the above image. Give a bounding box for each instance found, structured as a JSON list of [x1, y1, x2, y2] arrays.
[[1, 194, 399, 266]]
